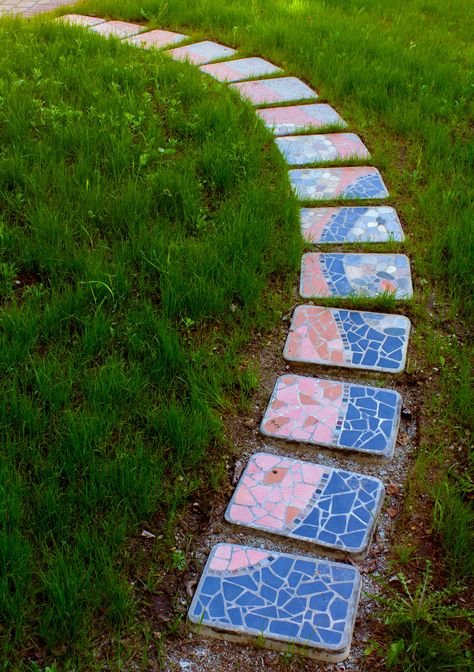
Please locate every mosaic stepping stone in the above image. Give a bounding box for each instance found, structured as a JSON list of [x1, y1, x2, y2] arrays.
[[126, 29, 187, 49], [300, 253, 413, 300], [90, 20, 144, 39], [168, 41, 236, 65], [188, 543, 361, 662], [56, 14, 105, 27], [257, 104, 347, 135], [276, 133, 370, 166], [230, 77, 318, 106], [290, 167, 389, 201], [200, 57, 282, 82], [226, 453, 385, 554], [301, 206, 405, 244], [284, 306, 410, 373], [260, 375, 402, 459]]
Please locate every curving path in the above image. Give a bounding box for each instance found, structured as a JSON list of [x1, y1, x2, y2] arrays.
[[56, 14, 414, 664]]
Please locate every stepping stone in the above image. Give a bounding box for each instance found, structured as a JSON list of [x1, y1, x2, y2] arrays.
[[226, 453, 385, 554], [290, 167, 389, 201], [126, 29, 187, 49], [56, 14, 105, 27], [260, 375, 401, 460], [283, 305, 410, 373], [90, 20, 144, 39], [301, 206, 404, 244], [276, 133, 370, 166], [188, 542, 361, 662], [230, 77, 318, 106], [257, 104, 347, 135], [300, 253, 413, 300], [168, 41, 236, 65], [200, 57, 282, 82]]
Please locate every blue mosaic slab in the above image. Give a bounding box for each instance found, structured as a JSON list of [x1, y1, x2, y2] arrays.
[[284, 305, 411, 373], [230, 77, 318, 105], [290, 167, 389, 201], [200, 57, 282, 82], [260, 374, 402, 460], [256, 104, 347, 136], [168, 41, 237, 65], [300, 206, 405, 243], [226, 453, 385, 557], [189, 543, 361, 662], [300, 253, 413, 300], [275, 133, 370, 166]]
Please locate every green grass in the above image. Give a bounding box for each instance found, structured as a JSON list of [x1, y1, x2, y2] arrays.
[[0, 17, 300, 663]]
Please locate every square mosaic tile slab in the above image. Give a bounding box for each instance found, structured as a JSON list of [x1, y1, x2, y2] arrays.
[[230, 77, 318, 105], [256, 104, 347, 135], [56, 14, 105, 26], [300, 253, 413, 300], [200, 57, 282, 82], [126, 29, 187, 49], [276, 133, 370, 166], [260, 375, 402, 459], [89, 20, 144, 39], [226, 453, 385, 555], [290, 167, 389, 201], [188, 543, 361, 662], [283, 306, 411, 373], [301, 206, 405, 244], [168, 41, 236, 65]]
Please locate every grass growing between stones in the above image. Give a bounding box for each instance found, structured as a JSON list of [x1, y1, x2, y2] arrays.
[[0, 17, 301, 664]]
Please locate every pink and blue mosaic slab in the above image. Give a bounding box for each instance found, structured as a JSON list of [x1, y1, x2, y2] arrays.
[[290, 167, 389, 201], [256, 104, 347, 135], [188, 543, 361, 662], [226, 453, 385, 555], [300, 253, 413, 300], [200, 57, 282, 82], [276, 133, 370, 166], [284, 306, 410, 373], [126, 29, 187, 49], [168, 41, 237, 65], [89, 20, 144, 39], [56, 14, 105, 27], [301, 206, 404, 243], [260, 375, 401, 459], [230, 77, 318, 106]]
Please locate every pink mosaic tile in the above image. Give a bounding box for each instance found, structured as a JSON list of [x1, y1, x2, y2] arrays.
[[290, 166, 389, 201], [230, 77, 318, 105], [256, 104, 347, 135], [56, 14, 105, 27], [126, 29, 187, 49], [90, 20, 144, 39], [276, 133, 370, 165], [200, 57, 282, 82], [168, 41, 236, 65]]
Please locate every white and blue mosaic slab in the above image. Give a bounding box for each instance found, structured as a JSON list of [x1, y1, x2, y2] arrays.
[[290, 167, 389, 201], [226, 453, 385, 557], [189, 543, 361, 662], [168, 41, 237, 65], [300, 206, 405, 243], [231, 77, 318, 106], [276, 133, 370, 166], [200, 57, 282, 82], [256, 104, 347, 135]]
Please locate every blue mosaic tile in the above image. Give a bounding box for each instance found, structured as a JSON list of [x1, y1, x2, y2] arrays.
[[300, 206, 405, 243], [230, 77, 318, 105], [275, 133, 370, 166], [284, 305, 411, 373], [168, 41, 237, 65], [200, 57, 282, 82], [189, 543, 361, 662], [226, 453, 385, 556], [260, 374, 402, 459], [256, 104, 347, 135], [289, 167, 389, 201]]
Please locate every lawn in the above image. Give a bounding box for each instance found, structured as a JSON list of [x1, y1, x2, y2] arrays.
[[1, 0, 473, 669]]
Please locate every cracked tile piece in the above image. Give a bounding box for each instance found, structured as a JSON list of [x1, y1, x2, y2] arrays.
[[56, 14, 105, 26], [89, 20, 144, 39], [300, 206, 404, 243], [256, 104, 347, 135], [260, 375, 401, 459], [126, 29, 187, 49], [300, 253, 413, 299], [230, 77, 318, 105], [284, 306, 410, 373], [290, 167, 389, 201], [226, 453, 385, 555], [168, 41, 236, 65], [200, 57, 281, 82], [189, 543, 361, 662], [276, 133, 370, 165]]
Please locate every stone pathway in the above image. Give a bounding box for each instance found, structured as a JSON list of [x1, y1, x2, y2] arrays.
[[45, 14, 413, 663]]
